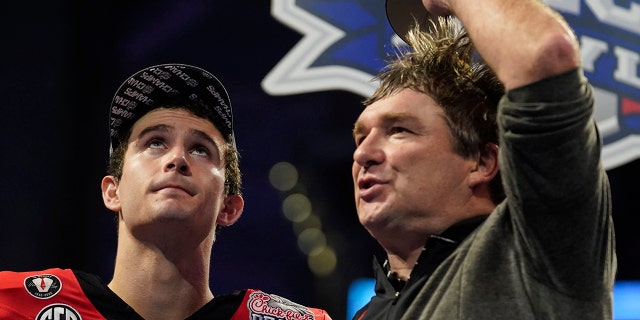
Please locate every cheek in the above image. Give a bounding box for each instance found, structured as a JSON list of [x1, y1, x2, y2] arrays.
[[121, 154, 148, 179], [119, 165, 143, 192], [201, 167, 227, 194], [115, 175, 141, 205], [207, 166, 226, 183], [117, 157, 153, 199], [397, 150, 453, 190], [410, 155, 471, 196]]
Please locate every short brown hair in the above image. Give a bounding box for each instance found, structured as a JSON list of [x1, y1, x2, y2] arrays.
[[365, 17, 505, 203]]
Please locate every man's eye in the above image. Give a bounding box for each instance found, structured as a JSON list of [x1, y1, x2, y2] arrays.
[[390, 127, 410, 134], [191, 146, 210, 157], [148, 139, 165, 149]]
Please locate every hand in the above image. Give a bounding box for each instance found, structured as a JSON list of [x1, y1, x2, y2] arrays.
[[421, 0, 452, 17]]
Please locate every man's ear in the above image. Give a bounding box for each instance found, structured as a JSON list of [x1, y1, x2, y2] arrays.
[[101, 176, 121, 213], [469, 143, 499, 187], [217, 194, 244, 226]]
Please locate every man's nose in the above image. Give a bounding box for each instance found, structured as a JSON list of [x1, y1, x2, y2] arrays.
[[353, 133, 385, 170], [165, 148, 191, 175]]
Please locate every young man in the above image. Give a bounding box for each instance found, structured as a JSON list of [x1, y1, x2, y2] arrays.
[[351, 0, 616, 319], [0, 63, 331, 320]]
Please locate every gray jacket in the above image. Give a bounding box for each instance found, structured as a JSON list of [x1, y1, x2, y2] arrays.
[[403, 69, 616, 320]]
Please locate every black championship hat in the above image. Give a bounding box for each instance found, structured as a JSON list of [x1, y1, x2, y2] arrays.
[[386, 0, 432, 43], [109, 63, 234, 154]]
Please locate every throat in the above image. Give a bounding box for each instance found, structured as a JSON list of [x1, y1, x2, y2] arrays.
[[388, 272, 407, 292]]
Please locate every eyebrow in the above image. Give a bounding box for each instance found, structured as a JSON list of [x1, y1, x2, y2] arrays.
[[353, 112, 417, 137], [138, 124, 170, 138], [138, 124, 220, 149]]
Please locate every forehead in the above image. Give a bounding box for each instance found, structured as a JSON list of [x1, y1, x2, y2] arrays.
[[356, 89, 444, 127], [131, 108, 225, 141]]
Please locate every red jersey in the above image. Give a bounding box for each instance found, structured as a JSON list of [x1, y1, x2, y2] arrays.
[[0, 268, 331, 320]]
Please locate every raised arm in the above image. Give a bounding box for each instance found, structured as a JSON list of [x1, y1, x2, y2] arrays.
[[424, 0, 581, 89]]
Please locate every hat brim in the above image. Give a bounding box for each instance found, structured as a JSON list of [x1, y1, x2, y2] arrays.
[[386, 0, 431, 43]]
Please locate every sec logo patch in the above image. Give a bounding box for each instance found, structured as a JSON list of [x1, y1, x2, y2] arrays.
[[37, 303, 82, 320]]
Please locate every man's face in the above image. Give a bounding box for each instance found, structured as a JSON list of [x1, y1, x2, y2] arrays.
[[111, 108, 231, 246], [352, 89, 478, 238]]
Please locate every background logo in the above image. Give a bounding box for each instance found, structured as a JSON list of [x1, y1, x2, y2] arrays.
[[265, 0, 640, 170]]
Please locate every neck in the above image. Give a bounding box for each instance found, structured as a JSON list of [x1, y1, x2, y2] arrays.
[[108, 225, 214, 319], [384, 246, 424, 281]]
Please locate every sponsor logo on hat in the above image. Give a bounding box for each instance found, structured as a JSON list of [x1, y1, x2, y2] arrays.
[[265, 0, 640, 170], [24, 274, 62, 299], [109, 63, 235, 154], [247, 291, 315, 320], [36, 303, 81, 320]]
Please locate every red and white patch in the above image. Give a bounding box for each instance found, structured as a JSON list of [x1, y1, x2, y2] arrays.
[[247, 291, 316, 320], [24, 274, 62, 299]]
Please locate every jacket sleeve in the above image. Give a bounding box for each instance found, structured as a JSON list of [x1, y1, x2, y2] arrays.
[[499, 68, 616, 297]]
